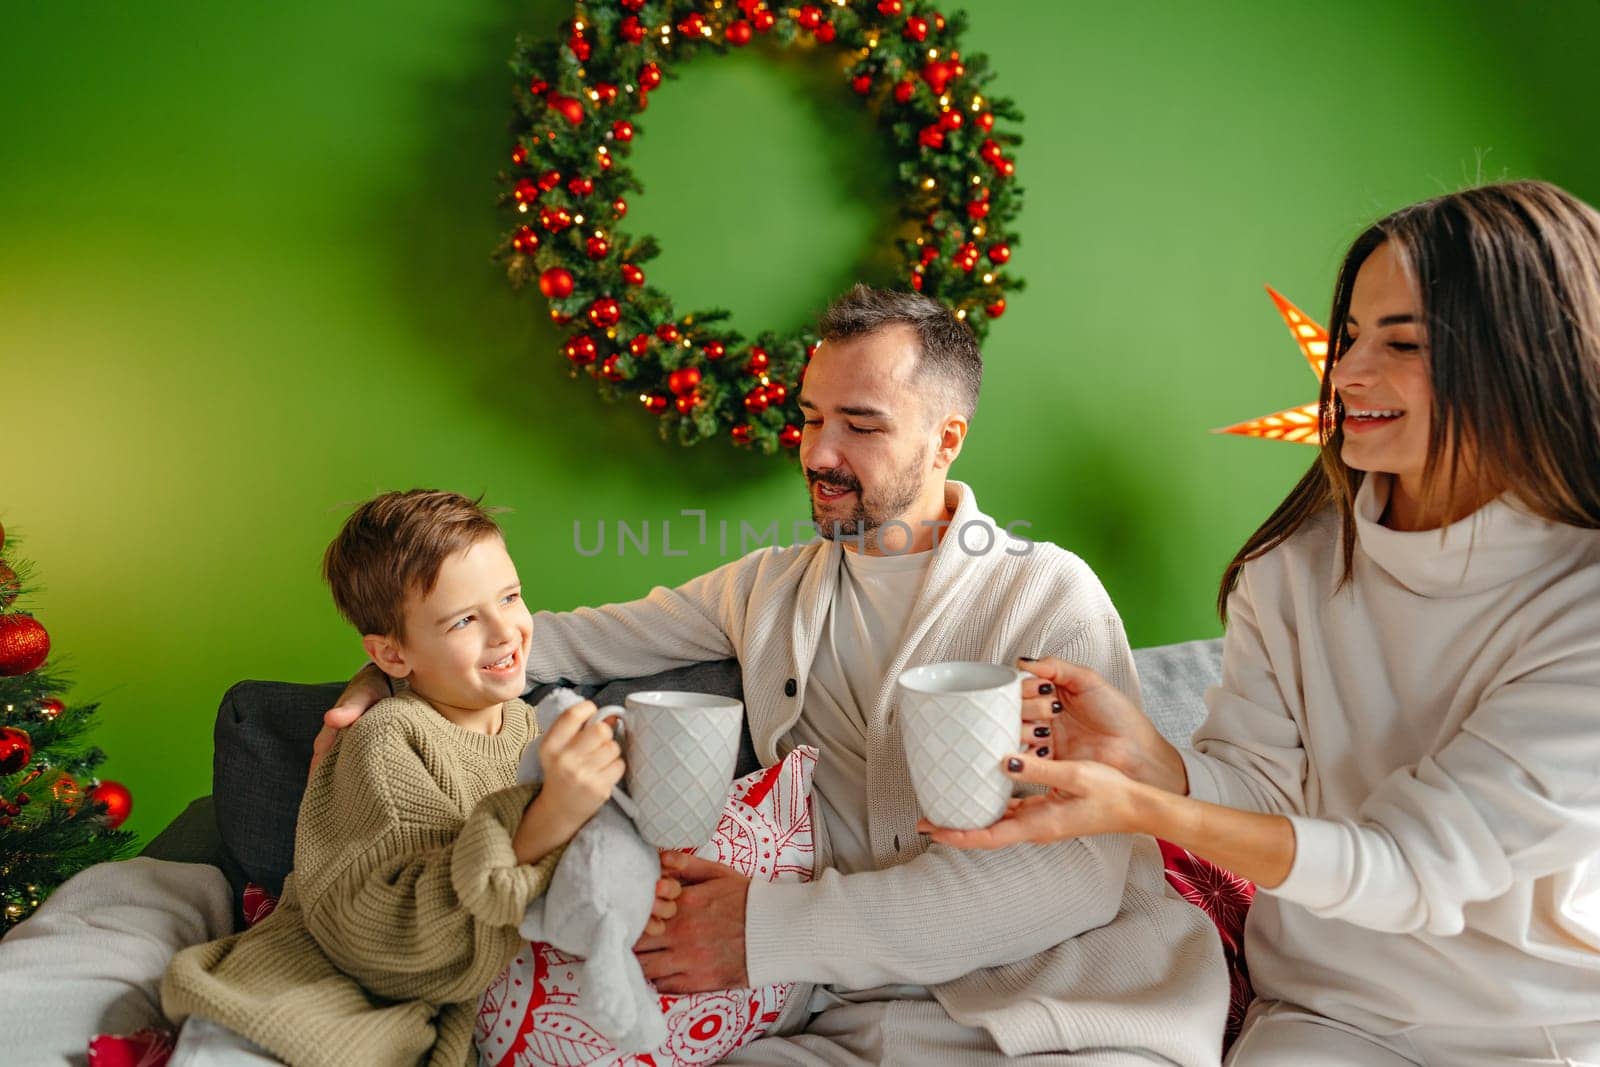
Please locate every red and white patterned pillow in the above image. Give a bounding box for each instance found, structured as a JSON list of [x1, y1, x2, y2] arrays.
[[476, 746, 818, 1067], [1156, 839, 1255, 1048]]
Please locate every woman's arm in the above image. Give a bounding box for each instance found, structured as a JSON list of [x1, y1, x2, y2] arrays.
[[922, 755, 1297, 889]]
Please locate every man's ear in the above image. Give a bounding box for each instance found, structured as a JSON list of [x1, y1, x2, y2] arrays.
[[931, 413, 969, 472], [361, 633, 410, 680]]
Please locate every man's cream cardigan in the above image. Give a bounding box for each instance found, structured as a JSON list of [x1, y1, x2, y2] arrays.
[[527, 482, 1226, 1064]]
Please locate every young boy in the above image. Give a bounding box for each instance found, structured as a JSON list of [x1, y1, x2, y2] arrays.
[[161, 490, 635, 1066]]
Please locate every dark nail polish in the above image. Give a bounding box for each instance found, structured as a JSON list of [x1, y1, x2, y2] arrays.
[[1051, 700, 1063, 713], [1036, 747, 1050, 757], [1033, 725, 1052, 738], [1006, 757, 1024, 772], [1038, 682, 1054, 695], [1018, 656, 1038, 662]]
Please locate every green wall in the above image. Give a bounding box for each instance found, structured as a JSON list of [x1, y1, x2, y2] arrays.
[[5, 0, 1598, 841]]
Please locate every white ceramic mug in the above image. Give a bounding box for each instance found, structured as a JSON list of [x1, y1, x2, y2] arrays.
[[599, 690, 744, 849], [897, 662, 1028, 830]]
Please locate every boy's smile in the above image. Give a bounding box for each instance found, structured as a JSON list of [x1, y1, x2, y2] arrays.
[[367, 535, 532, 732]]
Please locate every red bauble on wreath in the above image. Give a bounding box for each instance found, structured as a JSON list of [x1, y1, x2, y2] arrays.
[[500, 2, 1023, 455], [0, 613, 50, 676], [0, 726, 32, 775]]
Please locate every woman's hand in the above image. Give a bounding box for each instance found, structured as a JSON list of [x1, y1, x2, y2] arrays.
[[921, 748, 1298, 888], [918, 753, 1150, 849], [1018, 657, 1190, 795]]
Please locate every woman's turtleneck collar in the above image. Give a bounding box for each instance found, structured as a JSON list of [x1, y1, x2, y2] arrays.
[[1353, 474, 1593, 598]]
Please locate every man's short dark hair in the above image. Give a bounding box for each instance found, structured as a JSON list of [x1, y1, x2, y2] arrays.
[[816, 284, 982, 420]]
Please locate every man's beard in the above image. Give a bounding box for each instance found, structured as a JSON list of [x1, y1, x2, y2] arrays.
[[808, 448, 927, 548]]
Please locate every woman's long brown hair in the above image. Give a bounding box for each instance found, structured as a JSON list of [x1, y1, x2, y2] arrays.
[[1218, 181, 1600, 620]]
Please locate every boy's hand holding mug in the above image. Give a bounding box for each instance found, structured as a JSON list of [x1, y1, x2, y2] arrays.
[[513, 700, 624, 865]]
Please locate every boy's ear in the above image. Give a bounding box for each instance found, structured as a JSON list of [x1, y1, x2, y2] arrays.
[[361, 633, 410, 680]]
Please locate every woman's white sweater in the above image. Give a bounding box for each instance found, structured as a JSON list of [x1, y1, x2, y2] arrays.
[[1181, 474, 1600, 1032]]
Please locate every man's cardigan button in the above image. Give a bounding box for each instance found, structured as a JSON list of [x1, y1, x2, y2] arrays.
[[784, 678, 798, 697]]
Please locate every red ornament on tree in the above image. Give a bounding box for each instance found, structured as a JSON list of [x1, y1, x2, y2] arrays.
[[744, 388, 770, 413], [674, 392, 701, 414], [620, 0, 645, 10], [564, 335, 599, 365], [678, 12, 708, 37], [639, 63, 663, 91], [704, 340, 726, 360], [966, 198, 991, 220], [621, 263, 645, 286], [987, 243, 1012, 264], [511, 225, 539, 254], [612, 120, 634, 143], [585, 234, 611, 259], [977, 111, 995, 131], [600, 354, 627, 382], [88, 780, 133, 829], [667, 367, 703, 396], [0, 614, 50, 676], [893, 80, 917, 104], [903, 15, 930, 41], [587, 297, 621, 328], [765, 381, 789, 403], [986, 298, 1006, 318], [753, 7, 777, 32], [814, 21, 836, 43], [538, 169, 564, 192], [539, 205, 574, 232], [39, 697, 64, 720], [612, 197, 628, 218], [567, 32, 591, 62], [620, 15, 647, 43], [595, 83, 619, 106], [726, 19, 752, 46], [513, 178, 539, 204], [747, 346, 771, 373], [910, 268, 925, 291], [528, 78, 549, 97], [939, 109, 964, 130], [918, 126, 945, 150], [52, 774, 81, 812], [922, 60, 956, 95], [628, 333, 652, 356], [510, 144, 528, 166], [0, 726, 32, 774], [877, 0, 903, 15], [851, 73, 873, 95], [567, 176, 594, 197], [538, 267, 575, 299], [797, 6, 823, 30], [656, 323, 681, 344], [643, 392, 670, 414], [779, 424, 803, 448], [546, 93, 586, 126], [731, 424, 753, 445]]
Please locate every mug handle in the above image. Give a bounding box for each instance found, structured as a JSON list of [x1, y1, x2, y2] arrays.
[[594, 704, 640, 822]]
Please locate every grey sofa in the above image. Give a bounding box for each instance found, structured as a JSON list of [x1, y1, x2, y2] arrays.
[[141, 640, 1223, 927]]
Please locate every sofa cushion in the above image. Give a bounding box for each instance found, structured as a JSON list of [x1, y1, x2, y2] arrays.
[[1131, 638, 1222, 747], [213, 661, 750, 898]]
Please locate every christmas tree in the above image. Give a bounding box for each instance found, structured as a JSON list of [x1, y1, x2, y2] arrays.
[[0, 519, 135, 934]]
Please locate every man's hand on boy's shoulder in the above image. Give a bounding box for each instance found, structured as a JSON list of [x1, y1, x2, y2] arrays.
[[310, 663, 393, 778]]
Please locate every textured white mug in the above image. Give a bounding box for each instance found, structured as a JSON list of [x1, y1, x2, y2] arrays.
[[897, 662, 1027, 830], [601, 690, 744, 849]]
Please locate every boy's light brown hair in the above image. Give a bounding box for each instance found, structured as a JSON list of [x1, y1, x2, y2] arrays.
[[323, 490, 504, 638]]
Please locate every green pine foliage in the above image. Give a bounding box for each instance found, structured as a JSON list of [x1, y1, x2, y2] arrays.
[[0, 535, 135, 935]]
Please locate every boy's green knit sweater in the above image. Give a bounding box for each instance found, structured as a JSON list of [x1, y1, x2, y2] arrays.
[[162, 691, 560, 1066]]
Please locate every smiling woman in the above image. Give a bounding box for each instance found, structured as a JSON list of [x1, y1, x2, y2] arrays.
[[926, 180, 1600, 1065]]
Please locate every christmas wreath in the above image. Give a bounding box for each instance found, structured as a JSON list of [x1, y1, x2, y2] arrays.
[[498, 0, 1023, 453]]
